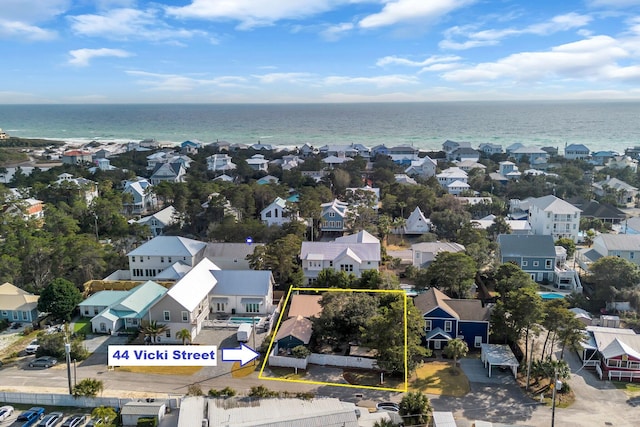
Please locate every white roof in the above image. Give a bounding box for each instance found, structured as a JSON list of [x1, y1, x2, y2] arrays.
[[437, 167, 468, 178], [211, 270, 273, 296], [137, 206, 177, 227], [481, 344, 519, 367], [335, 230, 379, 244], [530, 195, 581, 214], [167, 258, 220, 311], [433, 412, 457, 427], [128, 236, 207, 257], [177, 397, 206, 427], [300, 242, 380, 262], [595, 233, 640, 251]]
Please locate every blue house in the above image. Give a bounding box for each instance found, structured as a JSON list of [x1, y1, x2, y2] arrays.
[[275, 315, 313, 350], [414, 288, 490, 351], [0, 282, 39, 324], [319, 199, 350, 232], [497, 234, 556, 283]]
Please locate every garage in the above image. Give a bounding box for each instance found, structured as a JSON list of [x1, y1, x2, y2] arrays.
[[480, 344, 519, 378]]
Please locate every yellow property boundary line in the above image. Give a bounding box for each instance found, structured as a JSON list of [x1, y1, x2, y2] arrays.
[[258, 287, 408, 392]]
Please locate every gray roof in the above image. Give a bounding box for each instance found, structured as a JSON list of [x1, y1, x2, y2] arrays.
[[211, 270, 273, 296], [497, 234, 556, 257], [121, 401, 166, 416], [128, 236, 207, 257], [596, 234, 640, 251], [300, 242, 381, 262], [530, 195, 581, 214], [204, 242, 263, 259]]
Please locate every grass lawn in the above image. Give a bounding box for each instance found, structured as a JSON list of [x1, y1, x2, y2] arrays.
[[613, 382, 640, 396], [73, 319, 91, 336], [408, 361, 470, 397], [115, 366, 202, 375]]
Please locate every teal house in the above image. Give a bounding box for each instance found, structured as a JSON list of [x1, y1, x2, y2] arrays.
[[275, 315, 313, 350]]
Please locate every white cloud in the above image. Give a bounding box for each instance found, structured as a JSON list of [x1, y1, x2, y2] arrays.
[[442, 35, 640, 84], [0, 0, 69, 22], [68, 48, 133, 67], [323, 74, 419, 87], [69, 7, 206, 41], [0, 19, 57, 41], [126, 71, 248, 91], [165, 0, 341, 30], [252, 73, 315, 84], [440, 13, 592, 50], [376, 54, 461, 67], [321, 22, 354, 41], [359, 0, 474, 29], [587, 0, 640, 7]]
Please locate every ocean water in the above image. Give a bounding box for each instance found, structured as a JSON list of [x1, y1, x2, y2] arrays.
[[0, 101, 639, 153]]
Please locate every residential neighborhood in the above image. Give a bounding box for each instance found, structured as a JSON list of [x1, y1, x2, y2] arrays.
[[2, 136, 640, 427]]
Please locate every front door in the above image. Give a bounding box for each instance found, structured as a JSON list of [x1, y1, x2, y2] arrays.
[[434, 340, 441, 350]]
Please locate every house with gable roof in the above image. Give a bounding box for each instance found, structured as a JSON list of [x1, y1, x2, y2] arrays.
[[80, 281, 168, 334], [275, 315, 313, 350], [478, 143, 503, 156], [136, 205, 179, 237], [62, 150, 92, 165], [403, 207, 431, 235], [593, 176, 638, 206], [127, 236, 207, 281], [287, 294, 323, 319], [509, 146, 549, 164], [411, 242, 465, 268], [209, 270, 275, 315], [299, 230, 381, 284], [606, 155, 638, 172], [0, 282, 39, 324], [414, 288, 490, 351], [320, 199, 350, 232], [528, 194, 581, 242], [207, 154, 237, 172], [150, 162, 187, 185], [388, 145, 420, 164], [123, 178, 155, 214], [55, 173, 99, 205], [246, 154, 269, 172], [181, 140, 202, 154], [261, 196, 299, 226], [404, 156, 437, 178], [564, 143, 590, 160], [148, 258, 220, 342], [579, 326, 640, 382]]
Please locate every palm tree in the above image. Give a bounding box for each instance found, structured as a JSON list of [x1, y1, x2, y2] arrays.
[[392, 216, 407, 245], [443, 338, 469, 372], [177, 328, 192, 345], [141, 320, 168, 344], [399, 391, 432, 426], [373, 419, 395, 427]]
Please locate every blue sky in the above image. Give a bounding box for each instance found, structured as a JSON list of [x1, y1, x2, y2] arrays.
[[2, 0, 640, 103]]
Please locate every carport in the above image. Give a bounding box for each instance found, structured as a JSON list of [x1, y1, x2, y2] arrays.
[[480, 344, 519, 378]]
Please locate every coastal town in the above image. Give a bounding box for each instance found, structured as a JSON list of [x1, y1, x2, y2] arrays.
[[2, 132, 640, 427]]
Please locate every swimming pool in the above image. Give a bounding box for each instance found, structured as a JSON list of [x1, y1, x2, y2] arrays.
[[228, 317, 261, 324], [538, 292, 566, 300]]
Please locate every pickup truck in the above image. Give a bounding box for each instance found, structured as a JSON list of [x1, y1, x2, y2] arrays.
[[11, 407, 45, 427]]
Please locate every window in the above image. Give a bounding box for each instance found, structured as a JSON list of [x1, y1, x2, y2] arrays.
[[140, 257, 143, 263], [533, 261, 539, 267], [182, 311, 188, 322], [132, 256, 136, 262], [631, 252, 635, 259], [166, 329, 171, 338], [163, 311, 171, 321], [522, 261, 528, 267], [434, 341, 441, 350], [94, 307, 99, 315], [12, 312, 18, 320], [545, 260, 552, 269], [161, 257, 164, 263], [474, 336, 483, 348], [84, 309, 89, 316], [329, 212, 335, 217], [168, 257, 172, 263], [265, 211, 272, 218], [329, 261, 333, 267], [245, 303, 260, 313], [216, 303, 225, 312], [131, 319, 138, 326], [340, 264, 353, 272], [425, 320, 432, 331], [1, 310, 7, 317], [444, 321, 452, 333], [22, 311, 28, 320]]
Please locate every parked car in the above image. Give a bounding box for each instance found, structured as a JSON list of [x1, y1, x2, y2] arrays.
[[61, 414, 86, 427], [38, 412, 63, 427], [376, 402, 400, 412], [29, 356, 58, 368], [25, 339, 40, 354], [10, 322, 21, 329], [0, 405, 15, 422], [17, 407, 45, 425]]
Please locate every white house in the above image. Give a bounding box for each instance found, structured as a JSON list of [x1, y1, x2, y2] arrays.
[[509, 146, 549, 163], [498, 161, 521, 180], [148, 258, 220, 343], [564, 144, 590, 160], [593, 177, 638, 206], [403, 207, 431, 235], [437, 167, 468, 188], [210, 270, 275, 315], [528, 195, 581, 242], [300, 231, 381, 284], [404, 156, 437, 178], [207, 154, 237, 172], [447, 180, 471, 195], [411, 242, 465, 268], [55, 174, 99, 205], [123, 178, 155, 214], [246, 154, 269, 172], [136, 205, 179, 237], [261, 197, 299, 226], [606, 155, 638, 172], [127, 236, 208, 281]]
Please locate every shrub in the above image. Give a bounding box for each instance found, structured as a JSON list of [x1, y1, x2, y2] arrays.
[[208, 387, 236, 397], [187, 384, 204, 396], [248, 385, 279, 398], [291, 345, 311, 359], [136, 417, 157, 427]]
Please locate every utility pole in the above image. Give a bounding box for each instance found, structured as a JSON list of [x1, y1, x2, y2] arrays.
[[526, 338, 535, 391], [65, 342, 72, 394], [551, 368, 559, 427]]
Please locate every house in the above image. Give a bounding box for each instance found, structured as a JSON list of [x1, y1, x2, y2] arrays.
[[319, 144, 359, 158], [271, 154, 304, 171], [394, 174, 417, 185], [456, 159, 486, 172], [579, 326, 640, 382], [593, 176, 638, 206], [81, 281, 168, 334], [261, 197, 298, 226], [246, 154, 269, 172], [436, 167, 468, 189], [451, 146, 480, 162], [275, 315, 313, 350], [478, 143, 503, 156], [93, 158, 116, 172], [568, 199, 626, 225], [498, 161, 521, 180], [55, 174, 99, 205], [203, 242, 263, 270], [505, 142, 524, 155], [209, 270, 274, 315], [62, 150, 92, 165], [206, 154, 236, 172], [299, 143, 317, 157], [0, 282, 39, 324], [471, 215, 531, 235], [287, 294, 323, 318], [411, 242, 465, 268], [0, 128, 9, 139], [414, 288, 490, 351], [590, 151, 618, 166], [508, 146, 549, 164], [447, 180, 471, 195], [577, 234, 640, 269], [322, 154, 353, 168], [4, 197, 44, 221], [136, 205, 179, 237], [497, 234, 557, 283], [442, 140, 471, 157], [181, 140, 202, 154], [404, 156, 437, 178], [403, 207, 431, 235], [150, 162, 187, 185], [300, 232, 381, 284], [346, 185, 380, 210], [123, 178, 155, 214], [606, 155, 638, 172], [564, 144, 590, 160], [528, 195, 581, 242], [127, 236, 208, 281], [148, 258, 220, 342], [212, 174, 234, 183], [371, 144, 389, 157], [251, 142, 275, 151], [121, 401, 167, 427], [319, 199, 350, 232], [388, 145, 420, 164]]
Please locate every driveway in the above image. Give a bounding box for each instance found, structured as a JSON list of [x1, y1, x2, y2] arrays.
[[459, 358, 517, 386]]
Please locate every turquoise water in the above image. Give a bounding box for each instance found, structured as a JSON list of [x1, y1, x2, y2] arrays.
[[228, 317, 261, 324], [538, 292, 566, 300]]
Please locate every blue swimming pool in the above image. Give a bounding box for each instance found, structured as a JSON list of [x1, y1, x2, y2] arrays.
[[228, 317, 261, 324], [538, 292, 566, 300]]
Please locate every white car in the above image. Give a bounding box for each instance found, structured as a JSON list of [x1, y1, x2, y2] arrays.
[[26, 339, 40, 354], [0, 405, 15, 422]]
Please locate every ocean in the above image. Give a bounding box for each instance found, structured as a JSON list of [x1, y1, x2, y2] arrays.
[[0, 101, 639, 153]]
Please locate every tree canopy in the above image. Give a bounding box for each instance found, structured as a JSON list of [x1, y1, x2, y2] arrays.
[[37, 278, 83, 321]]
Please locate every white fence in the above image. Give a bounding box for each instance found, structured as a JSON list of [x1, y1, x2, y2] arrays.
[[268, 344, 377, 370], [608, 370, 640, 382], [0, 391, 133, 409]]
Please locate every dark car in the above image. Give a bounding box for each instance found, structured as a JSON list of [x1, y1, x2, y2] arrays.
[[38, 412, 63, 427], [17, 407, 45, 425], [61, 414, 86, 427], [28, 356, 58, 368]]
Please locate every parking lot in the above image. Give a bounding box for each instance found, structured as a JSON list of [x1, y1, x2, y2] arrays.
[[0, 406, 94, 427]]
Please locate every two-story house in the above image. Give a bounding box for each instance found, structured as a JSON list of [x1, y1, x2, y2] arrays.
[[123, 178, 155, 214], [206, 154, 237, 172], [209, 270, 274, 316], [593, 176, 638, 206], [411, 242, 465, 268], [320, 199, 350, 232], [528, 195, 581, 242], [148, 258, 220, 343], [150, 162, 187, 185], [388, 145, 420, 164], [478, 143, 503, 156], [246, 154, 269, 172], [127, 236, 207, 280], [497, 234, 556, 283], [577, 234, 640, 270], [404, 156, 437, 178], [403, 207, 431, 235], [508, 146, 549, 164], [414, 288, 490, 351], [55, 173, 99, 205], [436, 167, 468, 190], [299, 231, 381, 284], [137, 205, 179, 237], [261, 197, 299, 227], [564, 144, 590, 160]]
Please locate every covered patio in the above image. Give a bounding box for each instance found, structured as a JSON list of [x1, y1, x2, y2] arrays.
[[480, 344, 519, 378]]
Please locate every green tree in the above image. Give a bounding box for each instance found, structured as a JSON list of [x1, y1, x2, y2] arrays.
[[430, 209, 471, 240], [399, 391, 432, 426], [91, 406, 117, 426], [487, 216, 511, 240], [314, 268, 355, 289], [555, 237, 576, 259], [443, 338, 469, 371], [312, 292, 378, 347], [72, 378, 104, 397], [37, 278, 83, 321], [177, 328, 192, 345], [420, 252, 477, 298], [141, 320, 169, 344], [373, 419, 395, 427], [589, 256, 640, 305], [246, 234, 303, 287], [291, 345, 311, 359]]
